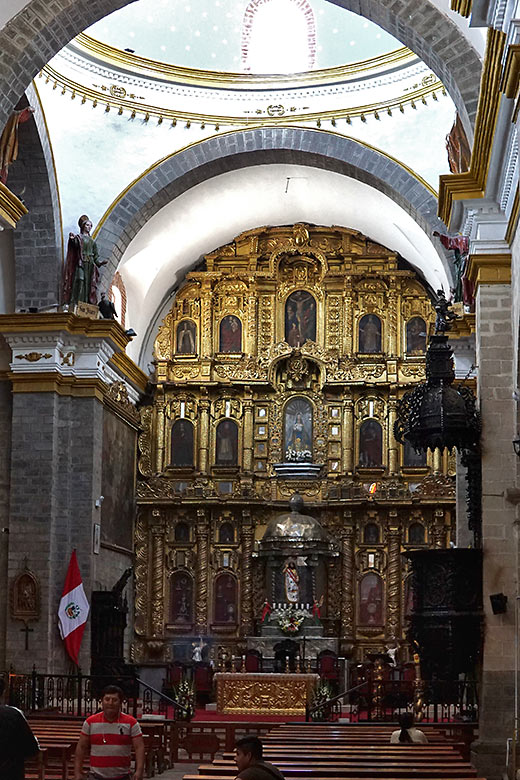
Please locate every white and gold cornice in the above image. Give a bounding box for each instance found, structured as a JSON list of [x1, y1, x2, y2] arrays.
[[74, 33, 416, 88], [40, 63, 446, 128]]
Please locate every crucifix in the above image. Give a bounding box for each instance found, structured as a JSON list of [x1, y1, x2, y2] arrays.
[[20, 623, 33, 650]]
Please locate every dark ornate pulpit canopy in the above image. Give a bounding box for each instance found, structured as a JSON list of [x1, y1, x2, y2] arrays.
[[394, 333, 480, 454]]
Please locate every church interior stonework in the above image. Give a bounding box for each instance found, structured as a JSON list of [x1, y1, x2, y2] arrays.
[[1, 1, 520, 778]]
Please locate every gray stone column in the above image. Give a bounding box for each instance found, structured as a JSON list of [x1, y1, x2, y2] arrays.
[[468, 269, 517, 779], [0, 314, 146, 674]]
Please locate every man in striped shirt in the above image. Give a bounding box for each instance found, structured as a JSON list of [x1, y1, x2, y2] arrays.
[[74, 685, 144, 780]]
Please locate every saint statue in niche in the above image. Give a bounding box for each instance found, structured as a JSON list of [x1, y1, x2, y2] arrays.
[[214, 573, 237, 624], [358, 314, 382, 353], [285, 290, 316, 346], [284, 397, 313, 462], [283, 559, 300, 603], [406, 317, 427, 354], [170, 572, 193, 624], [176, 320, 197, 354], [359, 419, 383, 467], [359, 572, 383, 625], [216, 419, 238, 466], [219, 315, 242, 353], [170, 419, 194, 467]]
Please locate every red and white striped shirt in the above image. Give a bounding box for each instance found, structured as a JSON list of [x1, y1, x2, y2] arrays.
[[81, 711, 142, 779]]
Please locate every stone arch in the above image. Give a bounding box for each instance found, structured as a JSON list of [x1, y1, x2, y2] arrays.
[[94, 128, 454, 285], [0, 1, 481, 135]]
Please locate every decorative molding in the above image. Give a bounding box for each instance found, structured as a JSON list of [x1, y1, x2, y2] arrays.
[[74, 33, 415, 88], [505, 184, 520, 245], [0, 313, 131, 352], [465, 253, 512, 286], [450, 0, 472, 16], [438, 28, 506, 227], [0, 182, 27, 229], [501, 44, 520, 99]]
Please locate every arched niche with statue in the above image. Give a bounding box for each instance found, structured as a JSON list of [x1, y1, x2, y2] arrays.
[[256, 493, 339, 638]]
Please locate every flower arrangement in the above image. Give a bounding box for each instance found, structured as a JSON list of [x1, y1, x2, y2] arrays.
[[175, 678, 195, 721], [278, 611, 305, 634], [285, 447, 312, 463], [309, 681, 333, 721]]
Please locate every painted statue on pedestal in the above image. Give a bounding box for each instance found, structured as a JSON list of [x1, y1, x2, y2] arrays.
[[63, 215, 107, 306]]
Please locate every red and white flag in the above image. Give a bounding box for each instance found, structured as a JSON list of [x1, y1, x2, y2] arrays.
[[58, 550, 90, 665]]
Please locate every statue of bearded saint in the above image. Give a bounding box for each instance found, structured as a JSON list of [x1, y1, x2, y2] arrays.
[[283, 560, 300, 604]]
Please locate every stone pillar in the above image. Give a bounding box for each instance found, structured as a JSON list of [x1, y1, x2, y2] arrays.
[[342, 394, 354, 475], [340, 515, 355, 643], [0, 314, 146, 673], [465, 257, 517, 779], [240, 510, 254, 636], [198, 396, 210, 474], [195, 508, 209, 634], [386, 517, 401, 641]]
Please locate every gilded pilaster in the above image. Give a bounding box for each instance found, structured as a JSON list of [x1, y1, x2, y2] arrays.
[[343, 287, 353, 355], [243, 397, 254, 473], [196, 508, 209, 633], [247, 293, 258, 356], [241, 510, 254, 636], [200, 281, 213, 357], [134, 509, 149, 636], [341, 517, 355, 640], [151, 509, 165, 637], [386, 517, 401, 641], [198, 396, 210, 474], [387, 392, 398, 475], [155, 393, 166, 473], [387, 286, 398, 355], [342, 393, 354, 474], [432, 508, 446, 548]]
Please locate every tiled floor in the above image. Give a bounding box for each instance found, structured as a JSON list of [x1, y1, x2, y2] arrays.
[[156, 761, 205, 780]]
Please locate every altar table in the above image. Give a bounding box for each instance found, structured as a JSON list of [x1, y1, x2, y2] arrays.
[[214, 672, 319, 716]]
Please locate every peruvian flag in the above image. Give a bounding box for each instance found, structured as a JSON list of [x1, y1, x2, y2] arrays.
[[57, 550, 90, 665]]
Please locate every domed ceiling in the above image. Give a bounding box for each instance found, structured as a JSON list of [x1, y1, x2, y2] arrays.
[[87, 0, 402, 74]]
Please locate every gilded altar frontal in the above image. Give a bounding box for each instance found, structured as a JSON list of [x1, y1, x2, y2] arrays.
[[134, 223, 455, 666]]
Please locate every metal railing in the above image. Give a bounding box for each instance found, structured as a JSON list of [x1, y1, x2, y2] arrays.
[[306, 678, 478, 722], [2, 668, 188, 719]]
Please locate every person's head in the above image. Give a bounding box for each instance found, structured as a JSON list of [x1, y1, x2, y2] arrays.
[[101, 685, 124, 720], [398, 712, 414, 730], [235, 736, 263, 771], [78, 214, 92, 234]]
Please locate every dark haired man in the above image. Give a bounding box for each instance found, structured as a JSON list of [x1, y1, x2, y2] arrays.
[[74, 685, 144, 780], [235, 736, 285, 780], [0, 676, 39, 779]]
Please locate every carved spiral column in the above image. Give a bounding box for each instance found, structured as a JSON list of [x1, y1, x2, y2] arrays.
[[243, 397, 254, 473], [386, 517, 401, 641], [198, 396, 210, 474], [432, 507, 446, 548], [195, 509, 209, 633], [240, 510, 254, 636], [342, 393, 354, 475], [151, 509, 165, 637], [134, 509, 149, 637], [155, 393, 166, 473], [387, 392, 398, 475], [341, 518, 355, 641]]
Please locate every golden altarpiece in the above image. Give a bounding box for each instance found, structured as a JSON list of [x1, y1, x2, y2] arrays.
[[133, 223, 455, 668]]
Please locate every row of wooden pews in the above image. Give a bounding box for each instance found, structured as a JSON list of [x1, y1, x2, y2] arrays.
[[23, 716, 170, 780], [183, 723, 483, 780]]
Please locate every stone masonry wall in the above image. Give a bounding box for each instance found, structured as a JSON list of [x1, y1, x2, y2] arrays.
[[6, 392, 104, 673], [472, 282, 518, 779]]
